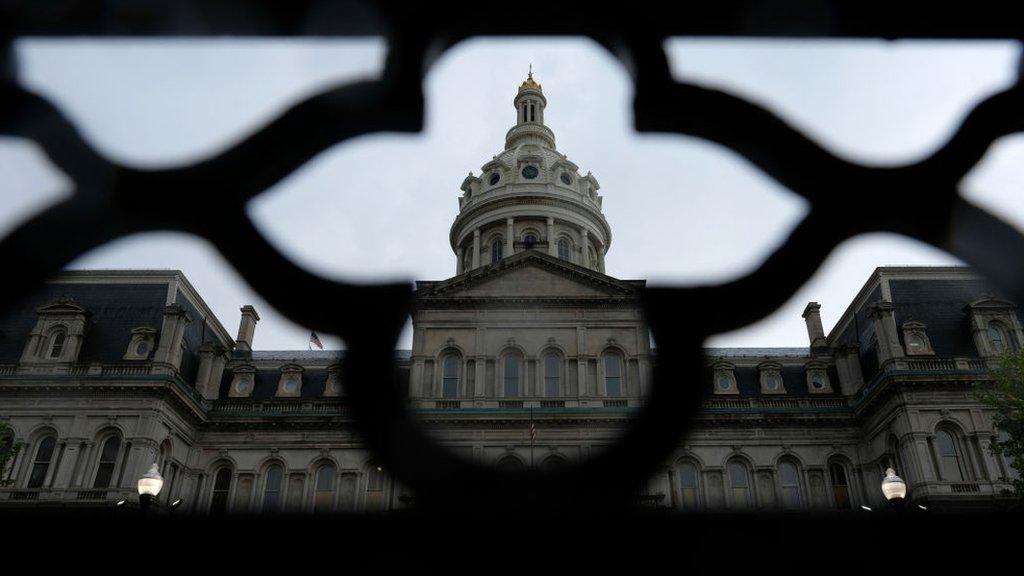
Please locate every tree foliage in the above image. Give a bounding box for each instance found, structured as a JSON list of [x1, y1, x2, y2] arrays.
[[0, 421, 23, 487], [976, 351, 1024, 498]]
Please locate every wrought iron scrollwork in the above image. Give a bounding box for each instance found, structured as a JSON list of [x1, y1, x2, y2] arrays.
[[1, 1, 1022, 512]]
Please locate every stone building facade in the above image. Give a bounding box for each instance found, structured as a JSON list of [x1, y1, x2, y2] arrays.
[[0, 74, 1019, 513]]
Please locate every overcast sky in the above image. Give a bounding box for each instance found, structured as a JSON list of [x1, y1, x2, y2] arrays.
[[2, 37, 1022, 351]]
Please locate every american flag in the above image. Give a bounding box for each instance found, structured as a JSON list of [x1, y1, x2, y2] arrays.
[[308, 331, 323, 350], [529, 418, 538, 442]]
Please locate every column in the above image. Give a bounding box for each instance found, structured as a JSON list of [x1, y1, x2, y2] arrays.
[[547, 217, 557, 257], [506, 218, 514, 256], [598, 246, 606, 273], [869, 301, 904, 365], [580, 227, 589, 268], [456, 247, 464, 275], [472, 229, 481, 269], [410, 359, 425, 398]]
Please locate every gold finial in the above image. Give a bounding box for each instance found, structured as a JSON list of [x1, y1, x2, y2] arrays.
[[519, 65, 542, 92]]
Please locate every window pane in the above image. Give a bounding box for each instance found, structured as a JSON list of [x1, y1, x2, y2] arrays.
[[442, 356, 460, 398], [544, 354, 560, 397], [210, 468, 232, 514], [679, 463, 699, 509], [263, 466, 283, 511], [505, 355, 520, 397], [779, 462, 802, 508], [368, 465, 384, 491], [604, 355, 622, 397], [830, 464, 851, 509], [93, 436, 121, 488]]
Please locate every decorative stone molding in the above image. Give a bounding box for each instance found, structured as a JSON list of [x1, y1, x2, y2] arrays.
[[20, 299, 90, 364], [228, 365, 256, 398], [805, 361, 833, 394], [712, 361, 738, 396], [758, 361, 786, 395], [123, 327, 157, 360], [900, 320, 935, 356], [276, 364, 303, 398]]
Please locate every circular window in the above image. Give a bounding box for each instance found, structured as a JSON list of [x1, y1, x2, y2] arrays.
[[329, 379, 342, 393], [716, 374, 732, 391], [765, 374, 781, 391], [489, 172, 500, 185], [560, 172, 573, 185], [236, 378, 252, 393], [521, 165, 539, 179], [283, 377, 298, 393], [811, 376, 825, 389], [135, 341, 150, 357]]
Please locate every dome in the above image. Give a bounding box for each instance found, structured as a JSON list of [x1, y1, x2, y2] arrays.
[[450, 71, 612, 276]]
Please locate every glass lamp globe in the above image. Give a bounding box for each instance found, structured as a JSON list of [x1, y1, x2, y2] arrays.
[[881, 468, 907, 501], [137, 463, 164, 497]]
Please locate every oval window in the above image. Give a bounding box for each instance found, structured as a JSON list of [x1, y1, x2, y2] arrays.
[[521, 165, 539, 179]]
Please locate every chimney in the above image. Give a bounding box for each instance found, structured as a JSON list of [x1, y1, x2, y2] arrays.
[[235, 305, 260, 352], [802, 302, 827, 348]]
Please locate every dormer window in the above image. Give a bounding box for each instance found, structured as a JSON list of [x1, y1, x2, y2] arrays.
[[966, 298, 1022, 357], [901, 321, 935, 356], [712, 361, 738, 395], [523, 234, 538, 249], [758, 362, 786, 395], [489, 172, 500, 186], [22, 299, 89, 364]]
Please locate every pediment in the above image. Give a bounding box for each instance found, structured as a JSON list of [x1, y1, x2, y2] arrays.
[[966, 297, 1017, 311], [36, 299, 88, 316], [419, 252, 639, 301]]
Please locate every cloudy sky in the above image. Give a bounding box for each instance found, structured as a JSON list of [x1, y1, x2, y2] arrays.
[[3, 37, 1022, 350]]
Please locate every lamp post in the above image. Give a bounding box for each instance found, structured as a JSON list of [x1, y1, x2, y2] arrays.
[[881, 467, 907, 510], [137, 463, 164, 515]]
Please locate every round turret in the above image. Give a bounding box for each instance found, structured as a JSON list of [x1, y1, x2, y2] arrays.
[[450, 70, 612, 275]]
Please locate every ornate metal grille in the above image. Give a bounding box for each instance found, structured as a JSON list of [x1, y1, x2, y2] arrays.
[[2, 1, 1023, 514]]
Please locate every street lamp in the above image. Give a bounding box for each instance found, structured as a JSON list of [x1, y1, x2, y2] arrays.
[[137, 463, 164, 514], [881, 467, 907, 508]]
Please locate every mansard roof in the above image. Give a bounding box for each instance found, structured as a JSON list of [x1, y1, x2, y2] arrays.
[[416, 249, 643, 303]]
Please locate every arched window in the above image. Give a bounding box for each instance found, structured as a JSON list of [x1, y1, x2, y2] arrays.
[[523, 234, 538, 249], [27, 436, 56, 488], [48, 329, 66, 359], [463, 251, 472, 272], [544, 352, 561, 397], [262, 464, 283, 512], [540, 456, 567, 471], [504, 353, 522, 397], [935, 428, 966, 481], [367, 463, 385, 492], [677, 461, 700, 510], [604, 353, 623, 397], [495, 456, 525, 471], [727, 460, 752, 509], [491, 238, 503, 263], [829, 462, 852, 509], [778, 460, 803, 509], [210, 467, 233, 514], [93, 434, 122, 488], [313, 463, 336, 513], [988, 322, 1011, 353], [557, 238, 571, 261], [442, 355, 460, 399]]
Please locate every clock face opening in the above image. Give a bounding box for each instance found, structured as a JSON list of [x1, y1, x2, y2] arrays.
[[560, 172, 573, 185], [521, 165, 539, 179]]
